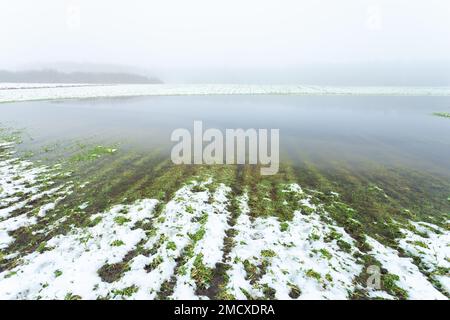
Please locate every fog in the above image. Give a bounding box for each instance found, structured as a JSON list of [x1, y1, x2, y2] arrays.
[[1, 0, 450, 84]]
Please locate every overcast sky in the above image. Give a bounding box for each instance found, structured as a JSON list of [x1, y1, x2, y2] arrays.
[[1, 0, 450, 83]]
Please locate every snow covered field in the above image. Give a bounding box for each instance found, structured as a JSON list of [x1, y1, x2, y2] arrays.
[[0, 139, 448, 300], [0, 83, 94, 90], [1, 84, 450, 103]]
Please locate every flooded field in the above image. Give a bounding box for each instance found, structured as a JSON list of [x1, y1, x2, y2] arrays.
[[0, 95, 449, 299]]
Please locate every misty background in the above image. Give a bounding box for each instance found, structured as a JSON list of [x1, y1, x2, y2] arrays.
[[1, 0, 449, 85]]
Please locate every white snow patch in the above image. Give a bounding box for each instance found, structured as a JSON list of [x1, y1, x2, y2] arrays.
[[366, 236, 446, 300], [397, 221, 450, 295], [225, 186, 363, 300], [0, 142, 72, 249], [0, 199, 158, 299], [171, 183, 231, 299], [1, 84, 450, 103], [37, 202, 56, 218]]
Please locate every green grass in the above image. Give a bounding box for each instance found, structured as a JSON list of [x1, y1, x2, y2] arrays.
[[36, 241, 48, 253], [111, 285, 139, 297], [145, 256, 164, 272], [188, 227, 206, 242], [337, 240, 352, 253], [287, 282, 301, 298], [305, 269, 321, 280], [411, 240, 429, 249], [4, 271, 17, 279], [113, 216, 130, 226], [433, 112, 450, 118], [69, 145, 117, 163], [185, 205, 195, 214], [166, 241, 177, 251], [280, 221, 289, 232], [64, 293, 82, 300], [110, 240, 125, 247], [191, 254, 213, 289], [382, 274, 408, 299], [261, 249, 277, 258], [318, 248, 333, 260]]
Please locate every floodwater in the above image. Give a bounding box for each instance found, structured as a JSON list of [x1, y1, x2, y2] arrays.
[[1, 95, 450, 177]]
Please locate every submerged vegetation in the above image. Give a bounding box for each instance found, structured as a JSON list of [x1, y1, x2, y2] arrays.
[[433, 112, 450, 119], [0, 128, 449, 300]]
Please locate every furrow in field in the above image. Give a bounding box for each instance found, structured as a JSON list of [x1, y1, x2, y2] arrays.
[[365, 236, 447, 300], [1, 138, 448, 300], [222, 185, 364, 299], [98, 179, 227, 299], [169, 183, 231, 299], [397, 221, 450, 295], [0, 142, 73, 254], [0, 198, 158, 299]]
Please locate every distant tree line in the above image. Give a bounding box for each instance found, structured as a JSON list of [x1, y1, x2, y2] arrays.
[[0, 69, 162, 84]]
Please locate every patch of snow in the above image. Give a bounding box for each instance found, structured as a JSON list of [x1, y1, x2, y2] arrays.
[[366, 236, 446, 300], [0, 83, 93, 90], [397, 221, 450, 295], [367, 290, 395, 300], [0, 199, 158, 299], [78, 202, 89, 210], [37, 202, 56, 218], [171, 184, 231, 299], [108, 180, 231, 300], [224, 186, 363, 300], [0, 142, 72, 249], [1, 84, 450, 103]]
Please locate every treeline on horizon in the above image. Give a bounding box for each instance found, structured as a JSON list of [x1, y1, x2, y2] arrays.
[[0, 69, 162, 84]]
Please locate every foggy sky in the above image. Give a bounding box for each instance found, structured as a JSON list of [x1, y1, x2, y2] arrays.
[[1, 0, 450, 84]]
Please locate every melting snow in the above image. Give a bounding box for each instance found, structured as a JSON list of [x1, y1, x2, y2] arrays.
[[0, 199, 158, 299], [1, 84, 450, 103], [0, 139, 448, 300], [397, 221, 450, 295], [224, 187, 363, 300], [366, 236, 446, 300], [0, 143, 72, 249]]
